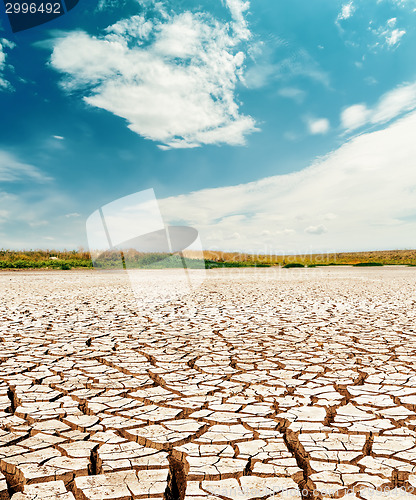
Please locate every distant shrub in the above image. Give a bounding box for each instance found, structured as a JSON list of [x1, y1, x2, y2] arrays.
[[205, 260, 271, 269], [283, 263, 305, 268], [353, 262, 384, 267], [308, 262, 338, 267], [11, 259, 33, 268], [60, 263, 72, 270], [354, 262, 384, 267]]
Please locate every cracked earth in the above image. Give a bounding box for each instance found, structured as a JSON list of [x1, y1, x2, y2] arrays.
[[1, 267, 416, 499]]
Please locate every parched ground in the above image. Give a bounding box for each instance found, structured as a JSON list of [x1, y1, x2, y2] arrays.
[[0, 267, 416, 499]]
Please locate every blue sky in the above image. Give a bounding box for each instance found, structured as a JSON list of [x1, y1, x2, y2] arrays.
[[0, 0, 416, 253]]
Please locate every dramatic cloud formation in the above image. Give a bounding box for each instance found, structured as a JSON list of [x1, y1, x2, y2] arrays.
[[341, 81, 416, 132], [50, 1, 257, 149], [159, 109, 416, 253]]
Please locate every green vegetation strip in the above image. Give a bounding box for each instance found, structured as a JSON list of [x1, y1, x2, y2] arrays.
[[1, 249, 415, 270], [353, 262, 384, 267]]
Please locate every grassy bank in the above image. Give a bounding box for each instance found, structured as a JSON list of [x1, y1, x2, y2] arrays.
[[0, 250, 93, 270], [186, 249, 416, 267], [1, 248, 416, 270]]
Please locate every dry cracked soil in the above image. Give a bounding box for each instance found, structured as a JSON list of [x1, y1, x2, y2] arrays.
[[0, 266, 416, 499]]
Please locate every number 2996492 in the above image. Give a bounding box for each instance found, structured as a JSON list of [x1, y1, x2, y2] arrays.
[[5, 2, 62, 14]]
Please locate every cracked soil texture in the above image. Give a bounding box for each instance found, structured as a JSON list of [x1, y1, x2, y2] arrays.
[[0, 267, 416, 499]]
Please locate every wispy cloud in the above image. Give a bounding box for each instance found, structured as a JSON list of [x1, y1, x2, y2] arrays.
[[341, 81, 416, 132], [159, 109, 416, 253], [245, 48, 330, 89], [278, 87, 306, 103], [0, 151, 51, 182], [50, 2, 257, 149], [0, 152, 75, 248], [336, 2, 412, 52], [277, 50, 330, 87], [305, 224, 328, 235], [0, 38, 15, 91], [96, 0, 128, 11], [370, 16, 407, 49], [378, 0, 416, 9], [0, 185, 81, 249]]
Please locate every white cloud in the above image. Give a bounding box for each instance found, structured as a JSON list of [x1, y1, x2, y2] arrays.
[[308, 118, 330, 135], [371, 17, 407, 49], [50, 3, 257, 149], [0, 185, 82, 249], [96, 0, 127, 10], [223, 0, 251, 40], [242, 41, 330, 90], [284, 50, 329, 88], [338, 3, 410, 52], [0, 45, 5, 67], [0, 210, 9, 223], [341, 104, 370, 132], [278, 87, 306, 103], [341, 81, 416, 132], [0, 151, 51, 182], [278, 50, 330, 87], [305, 224, 328, 235], [0, 152, 80, 248], [372, 82, 416, 122], [386, 28, 406, 46], [29, 220, 49, 228], [158, 109, 416, 253], [277, 229, 296, 236], [337, 2, 355, 21], [53, 135, 65, 140], [0, 38, 15, 91], [380, 0, 416, 8], [225, 231, 241, 240]]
